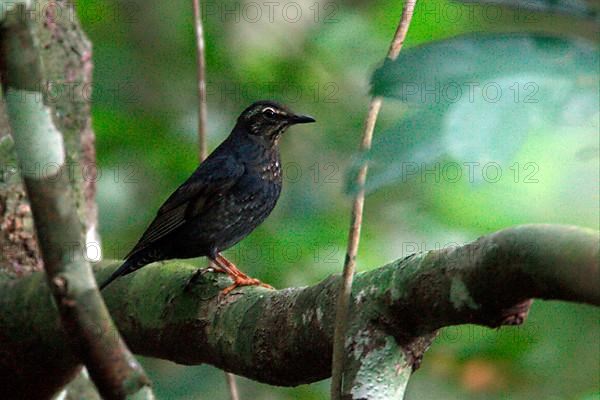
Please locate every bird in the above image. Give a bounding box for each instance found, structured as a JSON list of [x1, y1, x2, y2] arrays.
[[99, 100, 315, 293]]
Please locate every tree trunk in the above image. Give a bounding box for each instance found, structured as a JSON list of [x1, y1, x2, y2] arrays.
[[0, 1, 151, 398]]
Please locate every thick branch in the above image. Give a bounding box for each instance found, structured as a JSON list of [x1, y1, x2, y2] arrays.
[[0, 225, 597, 397], [0, 3, 151, 398], [386, 224, 599, 335]]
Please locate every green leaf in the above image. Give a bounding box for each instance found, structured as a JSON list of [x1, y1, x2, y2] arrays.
[[361, 34, 598, 229], [371, 34, 596, 101], [367, 34, 597, 175]]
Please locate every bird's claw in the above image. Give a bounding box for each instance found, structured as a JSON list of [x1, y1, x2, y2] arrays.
[[221, 277, 274, 295], [258, 282, 274, 290]]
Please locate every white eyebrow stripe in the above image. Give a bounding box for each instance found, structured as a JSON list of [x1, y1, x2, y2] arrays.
[[263, 107, 287, 116]]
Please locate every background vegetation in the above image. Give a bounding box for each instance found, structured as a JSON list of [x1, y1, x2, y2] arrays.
[[76, 0, 598, 398]]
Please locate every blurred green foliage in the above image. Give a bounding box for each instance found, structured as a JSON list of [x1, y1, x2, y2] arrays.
[[76, 0, 599, 398]]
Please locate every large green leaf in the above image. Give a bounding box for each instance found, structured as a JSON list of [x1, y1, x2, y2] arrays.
[[371, 34, 596, 101], [363, 34, 598, 229], [369, 34, 597, 179]]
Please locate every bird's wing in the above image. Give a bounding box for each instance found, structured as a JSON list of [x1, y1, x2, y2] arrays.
[[125, 155, 245, 259]]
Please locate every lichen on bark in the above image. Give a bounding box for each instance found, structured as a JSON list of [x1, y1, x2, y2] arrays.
[[0, 224, 596, 399], [0, 1, 151, 398]]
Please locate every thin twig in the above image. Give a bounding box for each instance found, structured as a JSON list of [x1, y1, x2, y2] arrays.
[[193, 0, 208, 160], [192, 1, 240, 398], [225, 371, 240, 400], [330, 1, 418, 398]]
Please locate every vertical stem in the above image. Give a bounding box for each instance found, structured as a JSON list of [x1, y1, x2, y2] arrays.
[[193, 0, 208, 160], [192, 1, 239, 397], [330, 1, 418, 399], [330, 99, 381, 400]]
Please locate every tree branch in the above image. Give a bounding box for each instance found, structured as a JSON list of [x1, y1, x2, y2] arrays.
[[0, 2, 151, 398], [0, 224, 596, 398]]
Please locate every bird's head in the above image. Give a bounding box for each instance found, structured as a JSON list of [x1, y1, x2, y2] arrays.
[[236, 100, 315, 142]]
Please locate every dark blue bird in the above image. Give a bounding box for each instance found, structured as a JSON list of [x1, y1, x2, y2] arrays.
[[100, 101, 315, 293]]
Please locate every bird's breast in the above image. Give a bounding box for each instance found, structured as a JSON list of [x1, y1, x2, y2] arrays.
[[259, 159, 282, 184], [236, 157, 282, 201]]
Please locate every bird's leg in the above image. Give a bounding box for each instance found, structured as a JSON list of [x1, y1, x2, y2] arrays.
[[211, 252, 274, 294], [206, 259, 228, 274], [216, 253, 250, 278], [207, 256, 238, 277]]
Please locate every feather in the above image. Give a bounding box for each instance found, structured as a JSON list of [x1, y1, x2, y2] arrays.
[[125, 153, 245, 259]]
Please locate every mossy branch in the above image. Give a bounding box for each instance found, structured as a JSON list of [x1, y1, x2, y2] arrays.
[[0, 2, 152, 398], [0, 224, 597, 399]]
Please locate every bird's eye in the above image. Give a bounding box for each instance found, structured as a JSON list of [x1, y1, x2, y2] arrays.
[[262, 107, 276, 118]]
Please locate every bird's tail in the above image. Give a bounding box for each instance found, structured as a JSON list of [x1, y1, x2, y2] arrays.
[[99, 248, 164, 290], [99, 259, 134, 290]]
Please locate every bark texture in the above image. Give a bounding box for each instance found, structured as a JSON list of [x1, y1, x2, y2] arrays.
[[0, 0, 97, 276], [0, 1, 151, 398], [0, 224, 597, 398]]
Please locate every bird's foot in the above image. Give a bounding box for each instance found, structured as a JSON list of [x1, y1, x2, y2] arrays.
[[221, 276, 274, 295], [209, 252, 274, 294]]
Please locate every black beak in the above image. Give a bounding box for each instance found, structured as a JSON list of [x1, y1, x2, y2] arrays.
[[290, 114, 316, 124]]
